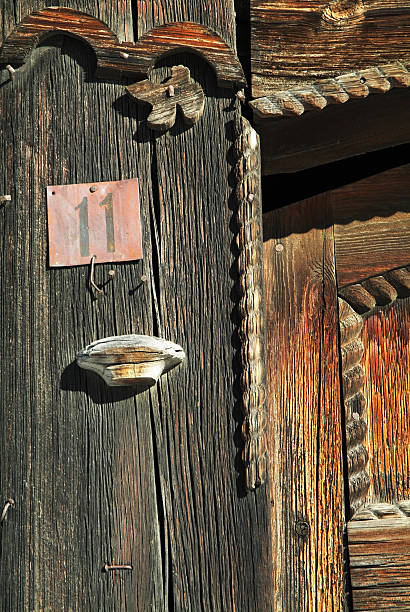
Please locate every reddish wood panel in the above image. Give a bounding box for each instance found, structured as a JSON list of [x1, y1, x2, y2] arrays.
[[251, 0, 410, 97], [361, 299, 410, 504], [348, 517, 410, 609], [263, 200, 345, 610]]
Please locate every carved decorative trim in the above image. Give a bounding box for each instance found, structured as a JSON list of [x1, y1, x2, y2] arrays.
[[0, 7, 246, 88], [339, 298, 370, 513], [126, 65, 205, 131], [351, 500, 410, 521], [232, 116, 268, 490], [339, 266, 410, 514], [250, 59, 410, 121], [339, 267, 410, 315]]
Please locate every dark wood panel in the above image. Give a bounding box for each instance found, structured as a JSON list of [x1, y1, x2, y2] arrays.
[[254, 89, 410, 175], [0, 2, 274, 612], [251, 0, 410, 97], [348, 517, 410, 610], [0, 31, 163, 611], [263, 201, 345, 610]]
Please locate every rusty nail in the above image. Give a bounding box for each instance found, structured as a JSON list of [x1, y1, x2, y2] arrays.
[[6, 65, 15, 79], [120, 51, 129, 59], [0, 195, 11, 204], [167, 85, 175, 97], [295, 520, 310, 537], [236, 90, 246, 103], [0, 499, 15, 522], [104, 563, 133, 572], [89, 185, 97, 193]]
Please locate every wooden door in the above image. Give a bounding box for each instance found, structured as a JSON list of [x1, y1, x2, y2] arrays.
[[263, 163, 410, 610], [0, 2, 273, 610]]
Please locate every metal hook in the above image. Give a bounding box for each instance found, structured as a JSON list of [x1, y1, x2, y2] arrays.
[[89, 256, 115, 296]]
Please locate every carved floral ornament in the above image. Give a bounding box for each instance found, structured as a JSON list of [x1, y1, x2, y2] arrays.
[[0, 7, 246, 131]]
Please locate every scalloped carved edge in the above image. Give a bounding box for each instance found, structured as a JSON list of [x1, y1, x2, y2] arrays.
[[250, 59, 410, 121], [232, 116, 268, 491], [0, 7, 246, 88], [339, 266, 410, 514]]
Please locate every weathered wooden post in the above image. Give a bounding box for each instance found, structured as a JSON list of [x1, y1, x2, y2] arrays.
[[0, 1, 274, 610]]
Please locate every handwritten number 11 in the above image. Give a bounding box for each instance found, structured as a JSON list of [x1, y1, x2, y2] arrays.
[[76, 193, 115, 257]]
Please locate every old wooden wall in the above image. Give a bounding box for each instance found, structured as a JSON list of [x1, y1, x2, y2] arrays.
[[0, 1, 273, 610]]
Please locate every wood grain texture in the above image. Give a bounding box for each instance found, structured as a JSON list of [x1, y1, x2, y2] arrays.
[[360, 298, 410, 506], [0, 1, 273, 611], [332, 164, 410, 287], [232, 116, 268, 491], [0, 28, 163, 612], [250, 0, 410, 97], [348, 516, 410, 609], [254, 88, 410, 175], [0, 7, 246, 87], [126, 65, 205, 131], [263, 200, 345, 610]]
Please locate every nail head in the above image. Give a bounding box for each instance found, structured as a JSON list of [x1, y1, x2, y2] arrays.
[[275, 243, 284, 253], [120, 51, 130, 59], [90, 185, 97, 193], [295, 520, 310, 537]]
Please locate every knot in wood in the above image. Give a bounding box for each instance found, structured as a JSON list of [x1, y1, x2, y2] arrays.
[[126, 65, 204, 132]]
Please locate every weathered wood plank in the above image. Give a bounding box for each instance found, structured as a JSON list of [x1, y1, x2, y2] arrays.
[[250, 0, 410, 97], [0, 26, 164, 611], [348, 517, 410, 609], [254, 89, 410, 175], [263, 200, 345, 610], [360, 299, 410, 505], [331, 163, 410, 287]]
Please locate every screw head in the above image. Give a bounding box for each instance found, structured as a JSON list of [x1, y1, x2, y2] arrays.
[[89, 185, 97, 193], [295, 520, 310, 537]]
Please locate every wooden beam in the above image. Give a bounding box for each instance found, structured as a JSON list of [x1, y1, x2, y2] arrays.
[[250, 0, 410, 97], [348, 511, 410, 610], [263, 201, 345, 609], [332, 164, 410, 287], [253, 89, 410, 175]]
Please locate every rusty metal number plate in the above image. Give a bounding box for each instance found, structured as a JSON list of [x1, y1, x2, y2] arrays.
[[47, 178, 142, 267]]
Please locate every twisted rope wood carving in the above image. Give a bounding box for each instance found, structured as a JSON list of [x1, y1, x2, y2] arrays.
[[339, 266, 410, 514], [339, 267, 410, 314], [339, 298, 370, 514], [232, 116, 268, 490], [250, 59, 410, 120], [352, 500, 410, 521]]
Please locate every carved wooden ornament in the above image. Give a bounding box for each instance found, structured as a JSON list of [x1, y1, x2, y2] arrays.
[[77, 335, 185, 387], [126, 65, 205, 131], [0, 7, 246, 88]]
